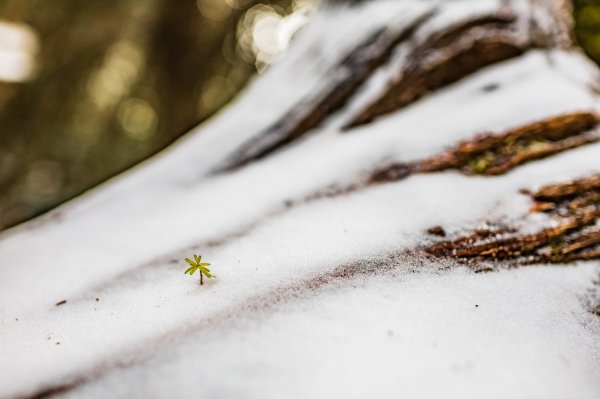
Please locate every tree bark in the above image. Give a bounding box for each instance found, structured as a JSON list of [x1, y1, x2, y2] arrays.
[[1, 1, 599, 398]]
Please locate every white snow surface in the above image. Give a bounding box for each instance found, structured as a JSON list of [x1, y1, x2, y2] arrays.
[[66, 265, 600, 399], [1, 1, 600, 398]]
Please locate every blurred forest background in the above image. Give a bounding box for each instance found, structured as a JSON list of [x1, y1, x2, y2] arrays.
[[0, 0, 598, 230]]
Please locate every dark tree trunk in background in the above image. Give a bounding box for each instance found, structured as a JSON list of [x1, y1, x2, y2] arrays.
[[0, 0, 255, 230]]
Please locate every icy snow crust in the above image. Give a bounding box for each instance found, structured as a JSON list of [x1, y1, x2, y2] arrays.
[[1, 1, 600, 398]]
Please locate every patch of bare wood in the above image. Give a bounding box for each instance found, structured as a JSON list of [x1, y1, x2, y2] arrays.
[[342, 8, 570, 129], [218, 12, 435, 171], [370, 112, 600, 183], [425, 173, 600, 265], [345, 23, 523, 128], [220, 6, 572, 171]]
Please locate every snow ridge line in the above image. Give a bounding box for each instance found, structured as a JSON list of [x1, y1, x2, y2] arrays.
[[12, 252, 439, 399], [219, 0, 574, 171], [63, 113, 600, 305], [216, 10, 437, 172]]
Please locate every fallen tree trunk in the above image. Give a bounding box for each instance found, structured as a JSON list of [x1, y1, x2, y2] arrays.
[[1, 1, 600, 398]]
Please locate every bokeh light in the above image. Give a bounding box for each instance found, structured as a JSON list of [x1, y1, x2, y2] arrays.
[[0, 19, 38, 82], [0, 0, 598, 231], [237, 0, 314, 71]]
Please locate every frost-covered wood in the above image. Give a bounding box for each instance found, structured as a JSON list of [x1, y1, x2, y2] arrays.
[[1, 1, 600, 398]]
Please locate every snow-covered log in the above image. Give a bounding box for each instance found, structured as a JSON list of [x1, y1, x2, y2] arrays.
[[1, 0, 600, 398]]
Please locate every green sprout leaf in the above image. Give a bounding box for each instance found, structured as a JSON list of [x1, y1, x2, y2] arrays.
[[183, 255, 215, 285]]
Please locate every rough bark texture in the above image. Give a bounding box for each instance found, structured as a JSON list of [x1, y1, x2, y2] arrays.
[[426, 174, 600, 265], [370, 112, 600, 183], [2, 1, 600, 399], [219, 0, 575, 171]]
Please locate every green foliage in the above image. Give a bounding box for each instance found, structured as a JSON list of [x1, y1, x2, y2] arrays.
[[574, 0, 600, 65], [184, 255, 215, 285], [468, 151, 495, 174]]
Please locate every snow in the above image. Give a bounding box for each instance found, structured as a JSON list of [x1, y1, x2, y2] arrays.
[[0, 0, 599, 398], [414, 0, 504, 43], [65, 265, 600, 399]]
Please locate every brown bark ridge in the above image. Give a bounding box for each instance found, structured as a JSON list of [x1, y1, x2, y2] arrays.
[[344, 0, 573, 129], [217, 10, 437, 172], [369, 112, 600, 183], [425, 173, 600, 266], [219, 0, 574, 171]]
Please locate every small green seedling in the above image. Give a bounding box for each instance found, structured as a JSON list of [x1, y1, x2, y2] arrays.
[[184, 255, 215, 285]]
